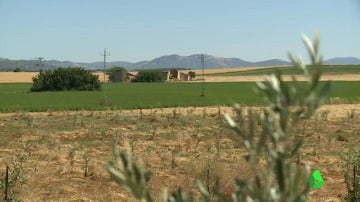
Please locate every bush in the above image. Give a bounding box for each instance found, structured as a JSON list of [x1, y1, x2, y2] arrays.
[[30, 67, 101, 92], [107, 66, 128, 82], [169, 68, 178, 79], [132, 69, 167, 83], [188, 71, 196, 80], [13, 67, 22, 72], [106, 32, 331, 201]]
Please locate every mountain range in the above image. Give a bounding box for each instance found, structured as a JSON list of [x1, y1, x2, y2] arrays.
[[0, 55, 359, 71]]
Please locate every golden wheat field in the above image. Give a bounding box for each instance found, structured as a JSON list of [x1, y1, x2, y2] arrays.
[[0, 72, 108, 83], [1, 68, 360, 83]]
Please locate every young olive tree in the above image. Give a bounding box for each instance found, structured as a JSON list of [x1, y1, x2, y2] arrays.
[[106, 32, 332, 202]]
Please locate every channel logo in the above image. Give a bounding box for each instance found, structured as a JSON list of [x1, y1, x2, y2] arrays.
[[309, 170, 324, 189]]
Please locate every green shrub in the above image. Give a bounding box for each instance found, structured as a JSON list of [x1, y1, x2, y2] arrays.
[[188, 71, 196, 80], [30, 67, 101, 92], [132, 69, 167, 83], [13, 67, 22, 72], [106, 32, 332, 201], [107, 66, 128, 82]]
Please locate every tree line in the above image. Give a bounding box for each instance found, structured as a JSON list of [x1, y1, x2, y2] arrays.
[[30, 66, 197, 92]]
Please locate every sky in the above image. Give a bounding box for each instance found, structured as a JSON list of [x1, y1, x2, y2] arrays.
[[0, 0, 359, 63]]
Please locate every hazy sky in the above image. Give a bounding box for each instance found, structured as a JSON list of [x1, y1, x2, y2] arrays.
[[0, 0, 359, 62]]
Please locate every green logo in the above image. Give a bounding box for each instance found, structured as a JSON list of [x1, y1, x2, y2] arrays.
[[310, 170, 324, 189]]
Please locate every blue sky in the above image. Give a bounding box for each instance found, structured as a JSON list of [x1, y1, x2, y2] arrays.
[[0, 0, 359, 63]]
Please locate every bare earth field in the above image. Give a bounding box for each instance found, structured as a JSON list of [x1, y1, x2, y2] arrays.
[[0, 104, 359, 201]]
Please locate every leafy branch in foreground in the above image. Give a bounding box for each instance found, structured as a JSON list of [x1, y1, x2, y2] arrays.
[[341, 149, 360, 202], [222, 31, 331, 201], [106, 140, 153, 202], [106, 32, 332, 201]]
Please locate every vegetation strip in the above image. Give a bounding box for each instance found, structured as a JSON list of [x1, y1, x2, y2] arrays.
[[0, 81, 359, 112]]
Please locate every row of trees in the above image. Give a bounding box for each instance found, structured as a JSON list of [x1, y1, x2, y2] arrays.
[[131, 69, 166, 82], [106, 67, 196, 83], [30, 66, 197, 92], [106, 67, 166, 83]]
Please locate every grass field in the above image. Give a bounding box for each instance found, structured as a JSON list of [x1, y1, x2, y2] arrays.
[[0, 81, 359, 112], [206, 65, 360, 76]]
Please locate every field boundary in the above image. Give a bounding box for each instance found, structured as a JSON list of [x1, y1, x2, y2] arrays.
[[0, 104, 359, 119]]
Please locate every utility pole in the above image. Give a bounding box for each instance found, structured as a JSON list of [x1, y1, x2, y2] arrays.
[[101, 48, 110, 83], [100, 48, 110, 106], [200, 54, 205, 97], [35, 57, 44, 71]]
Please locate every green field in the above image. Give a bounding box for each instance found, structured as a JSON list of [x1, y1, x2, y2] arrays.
[[206, 65, 360, 76], [0, 81, 359, 112]]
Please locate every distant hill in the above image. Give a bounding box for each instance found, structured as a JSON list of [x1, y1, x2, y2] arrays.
[[0, 58, 58, 71], [254, 59, 291, 67], [127, 54, 255, 70], [0, 58, 132, 71], [87, 61, 133, 70], [1, 54, 359, 71], [323, 57, 360, 65]]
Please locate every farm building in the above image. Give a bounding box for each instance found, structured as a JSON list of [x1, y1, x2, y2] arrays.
[[179, 72, 189, 81], [164, 69, 189, 81], [126, 69, 190, 81], [127, 72, 137, 81]]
